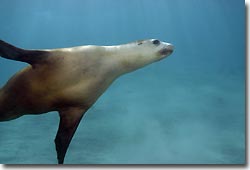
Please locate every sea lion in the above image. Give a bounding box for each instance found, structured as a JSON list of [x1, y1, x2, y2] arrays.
[[0, 39, 174, 164]]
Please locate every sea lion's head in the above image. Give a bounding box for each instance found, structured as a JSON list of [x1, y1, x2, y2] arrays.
[[136, 39, 174, 60], [117, 39, 174, 73]]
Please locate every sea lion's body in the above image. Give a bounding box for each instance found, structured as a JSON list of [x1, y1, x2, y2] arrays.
[[0, 46, 117, 120], [0, 39, 173, 164]]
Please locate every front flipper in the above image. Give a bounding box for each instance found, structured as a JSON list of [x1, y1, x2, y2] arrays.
[[54, 107, 86, 164], [0, 40, 49, 65]]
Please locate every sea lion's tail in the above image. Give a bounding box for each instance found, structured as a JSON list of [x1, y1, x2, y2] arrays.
[[0, 40, 49, 65]]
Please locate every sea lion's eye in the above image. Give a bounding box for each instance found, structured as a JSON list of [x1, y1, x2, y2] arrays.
[[152, 39, 160, 45]]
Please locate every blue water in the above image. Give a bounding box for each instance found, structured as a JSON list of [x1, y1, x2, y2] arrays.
[[0, 0, 245, 164]]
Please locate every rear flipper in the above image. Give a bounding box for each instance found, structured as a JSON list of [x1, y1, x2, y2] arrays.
[[0, 40, 49, 65], [55, 107, 86, 164]]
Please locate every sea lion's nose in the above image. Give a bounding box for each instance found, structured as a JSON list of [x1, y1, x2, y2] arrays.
[[158, 42, 174, 56], [167, 43, 174, 53]]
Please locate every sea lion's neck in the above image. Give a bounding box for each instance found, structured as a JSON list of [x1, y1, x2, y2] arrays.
[[102, 45, 144, 75]]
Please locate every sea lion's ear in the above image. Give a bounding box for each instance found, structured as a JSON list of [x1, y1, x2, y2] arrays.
[[0, 40, 49, 65]]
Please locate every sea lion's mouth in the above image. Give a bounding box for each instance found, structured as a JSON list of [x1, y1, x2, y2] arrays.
[[159, 48, 173, 56], [159, 48, 174, 55], [156, 43, 174, 61], [158, 43, 174, 56]]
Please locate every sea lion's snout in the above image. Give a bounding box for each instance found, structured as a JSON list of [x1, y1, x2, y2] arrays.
[[158, 43, 174, 56], [166, 43, 174, 54]]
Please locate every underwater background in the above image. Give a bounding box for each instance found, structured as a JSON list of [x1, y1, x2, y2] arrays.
[[0, 0, 245, 164]]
